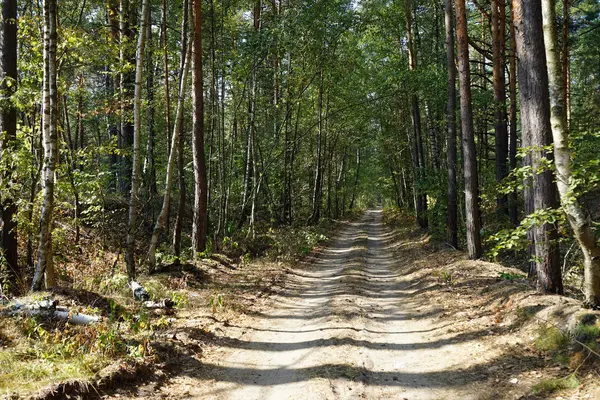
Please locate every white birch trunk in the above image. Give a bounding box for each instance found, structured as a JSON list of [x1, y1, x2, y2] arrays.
[[147, 46, 192, 272], [124, 0, 150, 281], [542, 0, 600, 307], [32, 0, 58, 291]]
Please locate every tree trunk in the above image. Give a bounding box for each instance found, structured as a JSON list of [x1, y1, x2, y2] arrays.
[[508, 3, 519, 226], [191, 0, 208, 256], [513, 0, 562, 294], [124, 0, 150, 281], [173, 0, 189, 263], [0, 0, 19, 291], [144, 13, 157, 199], [349, 148, 360, 210], [32, 0, 59, 290], [405, 0, 427, 229], [118, 0, 136, 194], [492, 0, 509, 217], [542, 0, 599, 306], [445, 0, 458, 249], [147, 46, 191, 273], [561, 0, 570, 132], [309, 68, 325, 224], [455, 0, 483, 259]]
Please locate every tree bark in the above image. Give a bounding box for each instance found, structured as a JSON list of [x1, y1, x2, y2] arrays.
[[492, 0, 509, 217], [445, 0, 458, 249], [32, 0, 59, 290], [513, 0, 562, 294], [542, 0, 599, 305], [124, 0, 149, 281], [455, 0, 483, 259], [0, 0, 19, 291], [508, 3, 519, 226], [191, 0, 208, 256], [118, 0, 136, 194], [405, 0, 427, 229], [147, 46, 191, 273], [173, 0, 189, 263]]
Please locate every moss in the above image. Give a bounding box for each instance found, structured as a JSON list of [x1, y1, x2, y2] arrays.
[[532, 374, 580, 395], [534, 325, 570, 354], [572, 323, 600, 348]]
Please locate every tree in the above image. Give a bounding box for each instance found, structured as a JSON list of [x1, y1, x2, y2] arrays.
[[32, 0, 59, 290], [191, 0, 208, 256], [404, 0, 427, 229], [124, 0, 149, 280], [513, 0, 562, 294], [445, 0, 458, 249], [455, 0, 482, 259], [0, 0, 18, 290], [542, 0, 600, 306], [492, 0, 509, 217], [147, 41, 191, 272]]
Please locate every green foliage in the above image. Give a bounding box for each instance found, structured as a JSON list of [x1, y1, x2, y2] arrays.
[[487, 208, 565, 259], [434, 269, 455, 285], [532, 374, 580, 395], [498, 272, 527, 281], [208, 292, 225, 314]]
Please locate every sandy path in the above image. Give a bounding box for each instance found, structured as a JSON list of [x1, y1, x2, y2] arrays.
[[144, 210, 493, 399]]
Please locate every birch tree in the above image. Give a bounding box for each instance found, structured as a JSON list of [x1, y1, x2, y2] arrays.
[[147, 45, 191, 272], [542, 0, 600, 307], [32, 0, 59, 290], [124, 0, 149, 280]]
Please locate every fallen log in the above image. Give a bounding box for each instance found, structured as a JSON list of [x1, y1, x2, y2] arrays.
[[4, 299, 101, 325], [129, 281, 150, 301], [143, 299, 175, 309]]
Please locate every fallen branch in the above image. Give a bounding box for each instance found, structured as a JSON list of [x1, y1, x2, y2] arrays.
[[210, 254, 237, 270]]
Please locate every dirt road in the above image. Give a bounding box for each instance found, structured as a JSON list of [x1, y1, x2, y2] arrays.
[[140, 209, 507, 399]]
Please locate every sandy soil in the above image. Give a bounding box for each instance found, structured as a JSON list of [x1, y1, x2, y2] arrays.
[[111, 210, 514, 399]]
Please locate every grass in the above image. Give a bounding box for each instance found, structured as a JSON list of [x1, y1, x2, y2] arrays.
[[0, 349, 108, 395], [532, 374, 580, 395], [572, 322, 600, 349], [534, 325, 570, 354]]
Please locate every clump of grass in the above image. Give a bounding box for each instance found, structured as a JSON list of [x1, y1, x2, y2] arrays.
[[534, 325, 570, 354], [572, 322, 600, 349], [434, 269, 455, 285], [532, 374, 580, 395]]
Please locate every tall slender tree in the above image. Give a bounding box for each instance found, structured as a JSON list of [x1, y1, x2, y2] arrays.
[[404, 0, 427, 229], [492, 0, 509, 217], [445, 0, 458, 248], [0, 0, 18, 289], [32, 0, 59, 290], [124, 0, 149, 280], [542, 0, 600, 306], [513, 0, 562, 294], [455, 0, 482, 259], [191, 0, 208, 256]]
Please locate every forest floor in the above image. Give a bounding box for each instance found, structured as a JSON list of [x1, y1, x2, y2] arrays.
[[99, 209, 600, 400]]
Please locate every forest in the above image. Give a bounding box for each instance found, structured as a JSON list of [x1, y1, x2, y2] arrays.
[[2, 0, 600, 398]]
